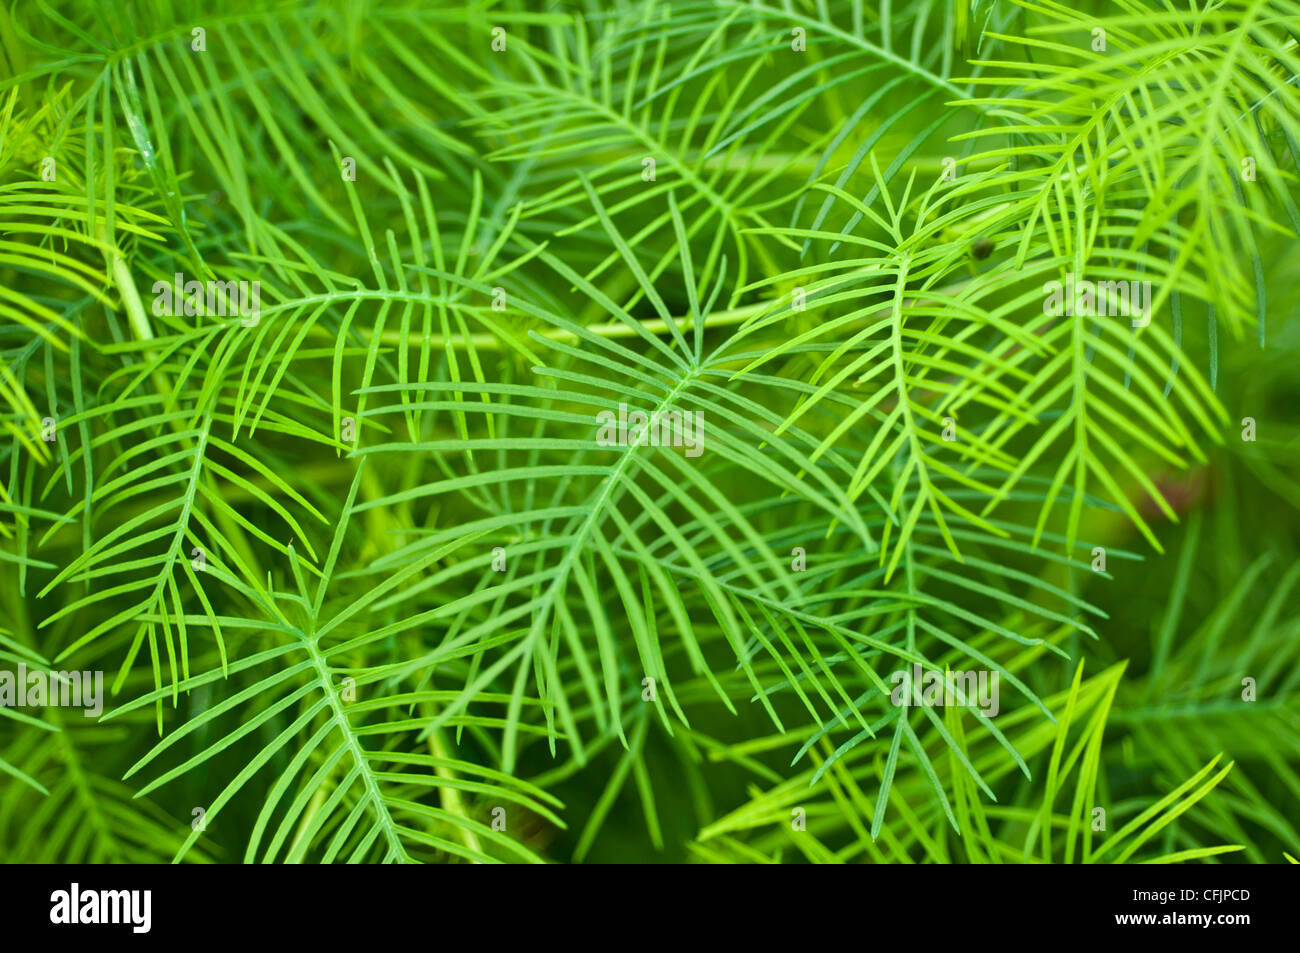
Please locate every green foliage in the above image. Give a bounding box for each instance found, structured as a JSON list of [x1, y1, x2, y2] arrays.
[[0, 0, 1297, 864]]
